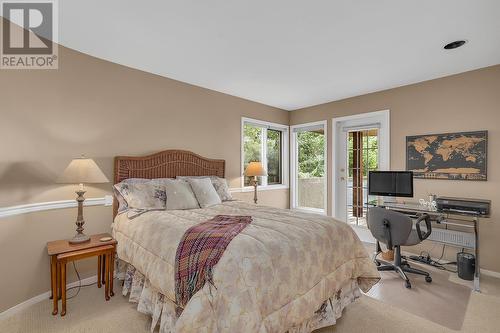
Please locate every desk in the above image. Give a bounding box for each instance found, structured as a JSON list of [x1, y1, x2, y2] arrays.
[[379, 202, 484, 292]]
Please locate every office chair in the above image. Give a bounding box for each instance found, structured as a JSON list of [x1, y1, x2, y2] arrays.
[[367, 207, 433, 289]]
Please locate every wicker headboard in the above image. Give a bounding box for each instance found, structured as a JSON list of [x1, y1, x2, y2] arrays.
[[113, 149, 225, 217]]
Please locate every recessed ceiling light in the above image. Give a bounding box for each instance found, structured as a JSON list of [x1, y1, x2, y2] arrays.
[[444, 40, 467, 50]]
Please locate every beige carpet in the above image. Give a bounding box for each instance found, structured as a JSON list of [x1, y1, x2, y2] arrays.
[[366, 263, 471, 330], [317, 290, 500, 333], [1, 273, 500, 333]]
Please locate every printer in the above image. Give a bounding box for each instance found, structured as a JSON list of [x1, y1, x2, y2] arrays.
[[436, 197, 491, 217]]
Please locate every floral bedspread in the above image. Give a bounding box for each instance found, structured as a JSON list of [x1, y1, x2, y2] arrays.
[[112, 201, 380, 333]]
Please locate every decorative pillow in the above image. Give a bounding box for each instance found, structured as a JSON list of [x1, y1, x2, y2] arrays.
[[187, 178, 222, 208], [114, 178, 149, 213], [177, 176, 233, 201], [113, 187, 129, 213], [210, 177, 233, 201], [114, 179, 166, 210], [164, 179, 200, 210]]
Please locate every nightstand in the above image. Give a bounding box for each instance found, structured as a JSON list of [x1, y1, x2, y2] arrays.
[[47, 233, 117, 316]]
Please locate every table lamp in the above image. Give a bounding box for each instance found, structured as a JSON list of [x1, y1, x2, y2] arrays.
[[244, 162, 267, 204], [57, 156, 109, 244]]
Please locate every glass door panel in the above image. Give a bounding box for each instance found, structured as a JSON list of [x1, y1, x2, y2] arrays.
[[347, 129, 378, 227]]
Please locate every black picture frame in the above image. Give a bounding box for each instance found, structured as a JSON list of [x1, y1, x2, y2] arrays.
[[406, 130, 488, 181]]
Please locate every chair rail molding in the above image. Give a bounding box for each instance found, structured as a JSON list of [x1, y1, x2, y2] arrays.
[[0, 195, 113, 219]]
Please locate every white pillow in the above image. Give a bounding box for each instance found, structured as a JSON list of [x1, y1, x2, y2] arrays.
[[187, 178, 222, 208], [164, 179, 200, 210], [177, 176, 233, 201]]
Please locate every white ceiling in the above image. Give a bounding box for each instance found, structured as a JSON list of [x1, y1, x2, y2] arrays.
[[57, 0, 500, 110]]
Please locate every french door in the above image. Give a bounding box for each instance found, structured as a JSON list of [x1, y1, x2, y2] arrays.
[[333, 111, 390, 236]]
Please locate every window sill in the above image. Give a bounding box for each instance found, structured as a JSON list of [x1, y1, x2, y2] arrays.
[[292, 207, 326, 215], [229, 184, 289, 193]]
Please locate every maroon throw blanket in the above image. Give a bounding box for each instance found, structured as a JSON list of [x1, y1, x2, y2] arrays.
[[175, 215, 252, 314]]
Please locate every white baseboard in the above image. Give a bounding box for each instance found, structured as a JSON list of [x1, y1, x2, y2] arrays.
[[0, 275, 98, 320], [482, 269, 500, 279]]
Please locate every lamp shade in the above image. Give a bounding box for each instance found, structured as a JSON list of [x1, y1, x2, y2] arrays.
[[57, 157, 109, 184], [244, 162, 267, 177]]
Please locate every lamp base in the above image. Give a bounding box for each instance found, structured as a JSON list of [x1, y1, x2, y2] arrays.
[[252, 176, 258, 204], [69, 232, 90, 244], [70, 189, 90, 244]]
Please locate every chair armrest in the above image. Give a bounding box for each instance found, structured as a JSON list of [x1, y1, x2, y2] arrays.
[[415, 214, 432, 240], [383, 219, 393, 250]]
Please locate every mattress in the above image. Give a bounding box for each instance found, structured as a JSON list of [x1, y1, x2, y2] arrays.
[[112, 201, 380, 333]]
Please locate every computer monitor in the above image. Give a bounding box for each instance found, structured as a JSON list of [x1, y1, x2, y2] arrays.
[[368, 171, 414, 198]]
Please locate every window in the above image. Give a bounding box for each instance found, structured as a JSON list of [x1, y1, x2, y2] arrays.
[[242, 118, 288, 188]]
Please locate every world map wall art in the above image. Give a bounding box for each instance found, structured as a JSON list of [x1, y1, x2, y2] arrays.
[[406, 131, 487, 181]]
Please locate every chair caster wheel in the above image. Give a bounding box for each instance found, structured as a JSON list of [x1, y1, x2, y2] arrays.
[[425, 276, 432, 283], [405, 281, 412, 289]]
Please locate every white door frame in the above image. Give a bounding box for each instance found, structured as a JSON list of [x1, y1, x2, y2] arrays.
[[290, 120, 328, 214], [332, 110, 390, 242]]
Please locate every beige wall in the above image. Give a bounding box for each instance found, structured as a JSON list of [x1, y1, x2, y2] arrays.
[[290, 65, 500, 273], [0, 45, 289, 312], [1, 37, 498, 313]]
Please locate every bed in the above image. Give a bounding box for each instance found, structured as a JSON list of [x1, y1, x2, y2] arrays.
[[111, 150, 380, 333]]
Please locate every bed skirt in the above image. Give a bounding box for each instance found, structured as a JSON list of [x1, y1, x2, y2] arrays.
[[117, 260, 361, 333]]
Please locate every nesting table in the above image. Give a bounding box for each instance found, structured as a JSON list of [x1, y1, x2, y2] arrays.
[[47, 233, 117, 316]]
